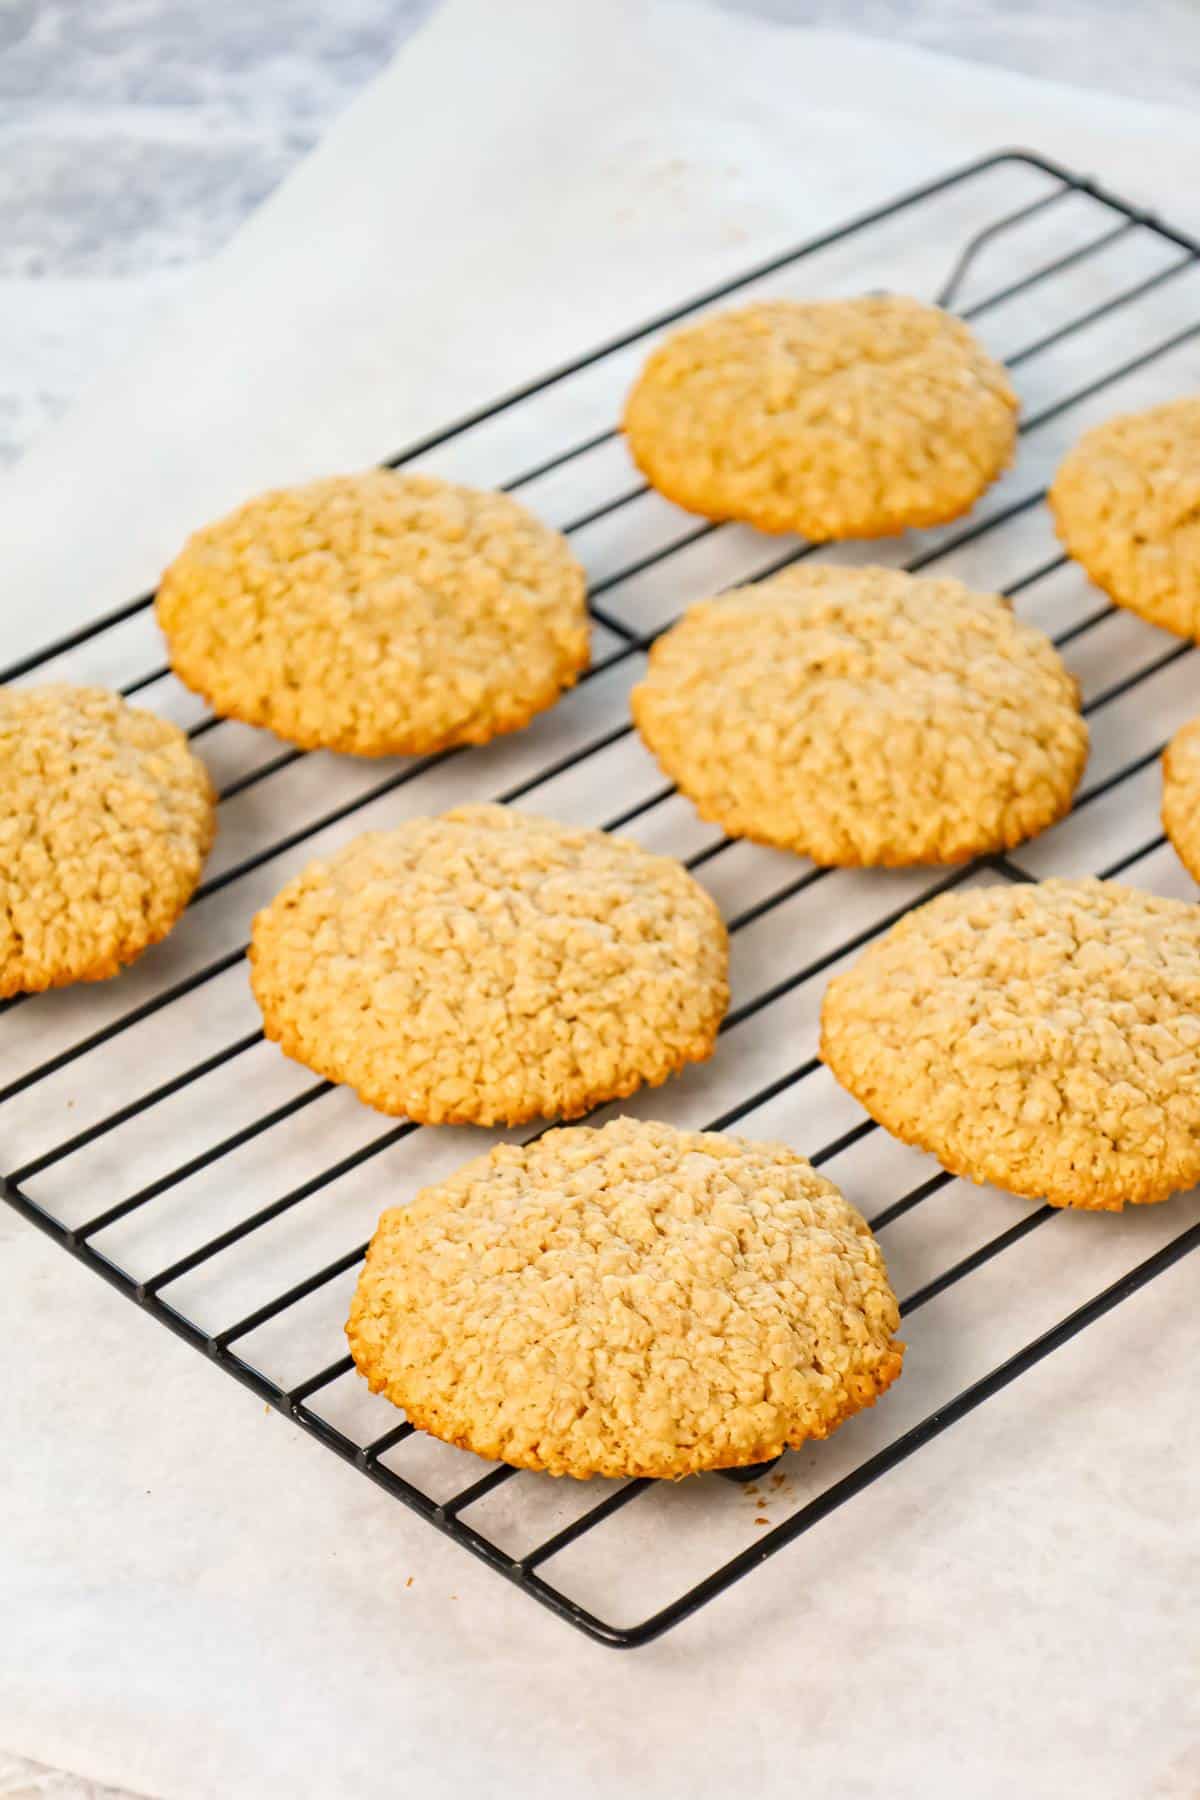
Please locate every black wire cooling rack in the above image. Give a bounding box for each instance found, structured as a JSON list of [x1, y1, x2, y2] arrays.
[[5, 148, 1200, 1648]]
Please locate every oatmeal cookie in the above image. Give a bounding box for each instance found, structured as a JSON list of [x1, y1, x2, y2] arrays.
[[631, 564, 1087, 865], [1162, 714, 1200, 882], [156, 470, 589, 754], [0, 683, 215, 995], [821, 877, 1200, 1209], [1049, 396, 1200, 639], [346, 1116, 904, 1478], [622, 295, 1018, 538], [249, 804, 729, 1125]]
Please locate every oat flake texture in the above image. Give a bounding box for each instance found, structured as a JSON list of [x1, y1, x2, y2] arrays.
[[346, 1117, 904, 1479], [631, 565, 1088, 866], [622, 294, 1018, 539], [1162, 715, 1200, 883], [821, 878, 1200, 1211], [156, 470, 589, 755], [0, 684, 215, 996], [1050, 396, 1200, 639], [249, 805, 729, 1126]]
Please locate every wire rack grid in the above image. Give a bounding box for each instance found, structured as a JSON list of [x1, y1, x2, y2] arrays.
[[5, 147, 1200, 1648]]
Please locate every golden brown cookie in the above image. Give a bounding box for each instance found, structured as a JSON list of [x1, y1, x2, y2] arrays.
[[1049, 396, 1200, 638], [1162, 715, 1200, 882], [156, 470, 589, 755], [0, 684, 215, 996], [821, 877, 1200, 1210], [622, 295, 1018, 539], [346, 1116, 904, 1479], [631, 565, 1087, 866], [249, 805, 728, 1125]]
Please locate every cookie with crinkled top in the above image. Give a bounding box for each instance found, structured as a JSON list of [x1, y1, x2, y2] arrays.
[[1049, 396, 1200, 639], [0, 684, 215, 995], [248, 805, 729, 1125], [346, 1116, 904, 1479], [1162, 714, 1200, 882], [622, 295, 1018, 539], [631, 565, 1087, 866], [821, 877, 1200, 1210], [156, 470, 589, 755]]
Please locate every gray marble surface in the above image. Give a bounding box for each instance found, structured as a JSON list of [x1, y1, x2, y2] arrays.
[[0, 0, 434, 462], [2, 0, 1199, 467]]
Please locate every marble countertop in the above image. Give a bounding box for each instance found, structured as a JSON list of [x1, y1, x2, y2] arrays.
[[0, 0, 434, 464], [4, 6, 1200, 1797]]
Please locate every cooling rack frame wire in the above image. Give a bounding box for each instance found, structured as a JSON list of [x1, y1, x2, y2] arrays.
[[5, 145, 1200, 1648]]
